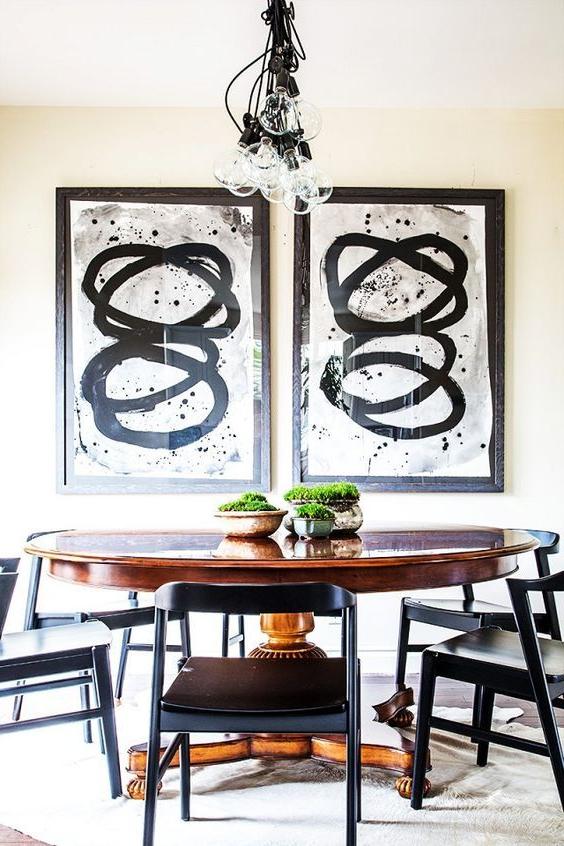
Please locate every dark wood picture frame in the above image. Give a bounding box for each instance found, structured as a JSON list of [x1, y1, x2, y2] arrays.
[[56, 187, 270, 493], [293, 187, 504, 492]]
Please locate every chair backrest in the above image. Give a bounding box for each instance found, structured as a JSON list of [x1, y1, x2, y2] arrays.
[[155, 581, 356, 616], [507, 570, 564, 690], [0, 559, 20, 637], [149, 581, 358, 717], [521, 530, 561, 639], [463, 529, 561, 625], [21, 530, 72, 633]]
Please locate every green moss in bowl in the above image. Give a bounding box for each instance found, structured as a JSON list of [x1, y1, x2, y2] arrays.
[[294, 503, 335, 520], [237, 491, 268, 503], [218, 498, 278, 513], [283, 482, 359, 504]]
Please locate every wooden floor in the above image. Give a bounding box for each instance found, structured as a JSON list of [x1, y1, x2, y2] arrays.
[[1, 673, 559, 844]]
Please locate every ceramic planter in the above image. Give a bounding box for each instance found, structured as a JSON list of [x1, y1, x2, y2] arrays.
[[292, 517, 335, 539], [284, 500, 363, 534], [214, 510, 287, 538]]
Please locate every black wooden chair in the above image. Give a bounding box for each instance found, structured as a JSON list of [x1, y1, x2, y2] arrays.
[[142, 581, 360, 846], [411, 567, 564, 810], [395, 529, 560, 721], [0, 560, 121, 798], [14, 531, 245, 730]]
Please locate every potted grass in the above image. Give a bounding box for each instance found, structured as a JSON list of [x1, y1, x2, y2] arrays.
[[215, 492, 287, 538], [283, 482, 363, 534], [292, 503, 335, 539]]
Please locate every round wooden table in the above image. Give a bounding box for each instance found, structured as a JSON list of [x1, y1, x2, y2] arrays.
[[25, 525, 536, 799]]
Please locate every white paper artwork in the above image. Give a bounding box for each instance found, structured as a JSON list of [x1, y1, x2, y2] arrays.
[[301, 201, 495, 485]]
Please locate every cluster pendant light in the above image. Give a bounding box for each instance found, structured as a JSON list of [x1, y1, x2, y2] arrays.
[[214, 0, 332, 215]]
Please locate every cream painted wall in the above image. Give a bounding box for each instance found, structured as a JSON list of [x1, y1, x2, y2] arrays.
[[0, 107, 563, 662]]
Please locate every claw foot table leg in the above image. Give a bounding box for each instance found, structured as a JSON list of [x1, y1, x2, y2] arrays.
[[395, 775, 431, 799]]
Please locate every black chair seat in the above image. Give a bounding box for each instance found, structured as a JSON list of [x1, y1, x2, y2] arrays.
[[162, 656, 347, 715], [405, 597, 514, 617], [0, 621, 111, 667], [431, 627, 564, 683]]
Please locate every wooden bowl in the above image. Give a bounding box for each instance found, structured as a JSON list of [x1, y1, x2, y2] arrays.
[[214, 510, 288, 538]]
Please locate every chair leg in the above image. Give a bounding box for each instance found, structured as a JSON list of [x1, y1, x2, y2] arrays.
[[410, 651, 437, 810], [471, 684, 484, 743], [476, 687, 495, 766], [356, 663, 361, 822], [114, 627, 132, 701], [143, 722, 162, 846], [180, 613, 191, 660], [79, 670, 93, 744], [346, 727, 359, 845], [13, 556, 43, 721], [90, 677, 106, 755], [534, 688, 564, 810], [92, 645, 122, 798], [180, 733, 191, 821], [221, 613, 229, 657], [395, 600, 412, 688]]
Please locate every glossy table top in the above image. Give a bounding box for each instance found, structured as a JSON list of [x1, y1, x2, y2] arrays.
[[26, 525, 537, 566]]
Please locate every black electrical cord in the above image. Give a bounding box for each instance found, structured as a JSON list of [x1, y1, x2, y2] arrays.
[[224, 46, 272, 133], [225, 0, 308, 132], [248, 27, 272, 118]]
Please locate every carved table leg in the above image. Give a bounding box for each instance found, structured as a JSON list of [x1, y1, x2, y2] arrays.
[[372, 683, 415, 728], [126, 775, 162, 800], [395, 775, 431, 799]]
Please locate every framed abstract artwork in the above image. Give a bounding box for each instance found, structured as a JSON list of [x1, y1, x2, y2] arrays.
[[293, 188, 504, 492], [56, 188, 270, 493]]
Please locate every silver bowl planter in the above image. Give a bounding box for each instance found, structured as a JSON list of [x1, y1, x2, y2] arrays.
[[292, 518, 335, 539], [284, 500, 363, 535], [214, 510, 287, 538]]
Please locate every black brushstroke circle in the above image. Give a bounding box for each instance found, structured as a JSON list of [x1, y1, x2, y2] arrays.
[[80, 243, 238, 450], [320, 233, 468, 440]]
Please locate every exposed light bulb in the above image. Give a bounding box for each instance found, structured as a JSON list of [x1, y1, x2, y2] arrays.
[[257, 166, 282, 192], [295, 99, 322, 141], [311, 167, 333, 204], [283, 186, 319, 215], [244, 137, 280, 180], [213, 144, 253, 192], [228, 184, 258, 197], [258, 87, 299, 135], [279, 150, 314, 192], [243, 137, 281, 192]]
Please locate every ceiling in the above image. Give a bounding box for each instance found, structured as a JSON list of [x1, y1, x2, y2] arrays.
[[1, 0, 563, 108]]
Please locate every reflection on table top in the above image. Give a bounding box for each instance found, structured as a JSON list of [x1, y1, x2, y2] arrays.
[[25, 526, 537, 565]]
